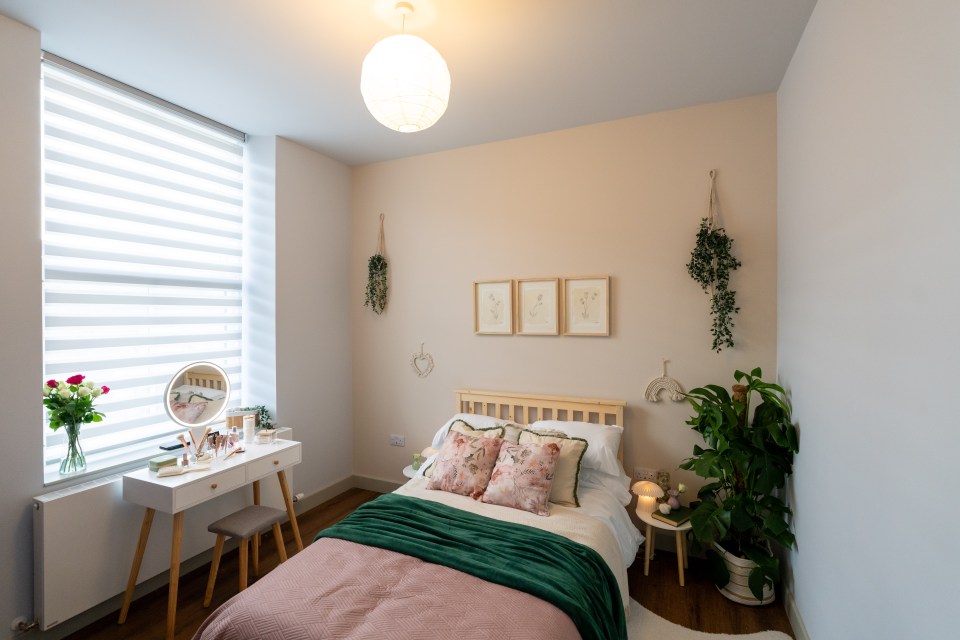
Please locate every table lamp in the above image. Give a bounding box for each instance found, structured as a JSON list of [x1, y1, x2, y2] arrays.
[[632, 480, 664, 513]]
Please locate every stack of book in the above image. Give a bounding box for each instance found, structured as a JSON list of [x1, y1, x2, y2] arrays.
[[651, 506, 693, 526]]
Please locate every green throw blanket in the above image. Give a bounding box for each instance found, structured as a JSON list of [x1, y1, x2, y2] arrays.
[[315, 493, 626, 640]]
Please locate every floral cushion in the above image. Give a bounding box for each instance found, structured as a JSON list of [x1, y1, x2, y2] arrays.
[[427, 430, 504, 499], [423, 421, 506, 478], [171, 401, 207, 424], [517, 429, 588, 507], [481, 441, 561, 516]]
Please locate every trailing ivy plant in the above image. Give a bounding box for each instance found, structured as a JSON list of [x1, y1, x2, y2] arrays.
[[364, 253, 388, 314], [687, 217, 742, 352], [364, 214, 388, 315]]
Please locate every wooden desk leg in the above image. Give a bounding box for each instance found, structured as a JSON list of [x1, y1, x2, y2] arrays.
[[643, 523, 653, 576], [675, 530, 685, 587], [166, 511, 184, 640], [118, 507, 155, 624], [276, 469, 303, 551]]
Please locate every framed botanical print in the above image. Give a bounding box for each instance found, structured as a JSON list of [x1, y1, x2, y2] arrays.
[[516, 278, 559, 336], [562, 276, 610, 336], [474, 280, 514, 334]]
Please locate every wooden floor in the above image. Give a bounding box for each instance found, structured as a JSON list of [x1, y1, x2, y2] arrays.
[[67, 488, 794, 639]]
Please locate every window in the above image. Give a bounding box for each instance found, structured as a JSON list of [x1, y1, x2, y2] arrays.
[[41, 54, 246, 479]]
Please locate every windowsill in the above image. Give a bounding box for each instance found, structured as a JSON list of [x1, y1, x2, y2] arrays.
[[41, 426, 292, 489], [43, 441, 170, 488]]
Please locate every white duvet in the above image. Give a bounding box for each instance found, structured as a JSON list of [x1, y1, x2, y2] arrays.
[[395, 477, 641, 611]]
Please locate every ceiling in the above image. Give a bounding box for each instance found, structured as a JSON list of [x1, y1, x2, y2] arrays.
[[0, 0, 817, 166]]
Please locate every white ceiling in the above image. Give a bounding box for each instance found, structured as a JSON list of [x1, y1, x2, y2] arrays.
[[0, 0, 816, 166]]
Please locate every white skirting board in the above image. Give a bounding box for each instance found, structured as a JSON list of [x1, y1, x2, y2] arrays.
[[784, 588, 810, 640], [33, 445, 291, 631]]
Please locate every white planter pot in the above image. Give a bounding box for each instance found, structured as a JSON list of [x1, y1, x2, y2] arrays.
[[713, 543, 775, 606]]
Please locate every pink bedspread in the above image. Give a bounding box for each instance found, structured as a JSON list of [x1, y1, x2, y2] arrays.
[[193, 538, 581, 640]]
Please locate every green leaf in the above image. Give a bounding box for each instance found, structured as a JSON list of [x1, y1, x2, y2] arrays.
[[748, 566, 771, 602], [705, 548, 730, 589]]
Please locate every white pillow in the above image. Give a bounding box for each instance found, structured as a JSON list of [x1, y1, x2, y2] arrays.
[[528, 420, 623, 477], [579, 468, 632, 506], [430, 413, 525, 449], [170, 384, 227, 402]]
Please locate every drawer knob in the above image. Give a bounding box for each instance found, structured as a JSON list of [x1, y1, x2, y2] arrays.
[[273, 459, 280, 465], [210, 483, 218, 490]]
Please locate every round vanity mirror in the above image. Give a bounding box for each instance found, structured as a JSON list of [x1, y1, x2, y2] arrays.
[[164, 361, 231, 428]]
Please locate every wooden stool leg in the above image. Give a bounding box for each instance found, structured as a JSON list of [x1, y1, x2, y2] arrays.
[[682, 531, 689, 569], [238, 538, 249, 592], [203, 534, 226, 607], [252, 532, 260, 578], [272, 522, 287, 563]]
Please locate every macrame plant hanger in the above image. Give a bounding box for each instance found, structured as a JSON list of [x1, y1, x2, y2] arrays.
[[364, 213, 388, 314]]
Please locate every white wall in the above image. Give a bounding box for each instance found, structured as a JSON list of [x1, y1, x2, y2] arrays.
[[275, 137, 354, 495], [351, 95, 779, 488], [777, 1, 960, 637], [0, 13, 44, 634]]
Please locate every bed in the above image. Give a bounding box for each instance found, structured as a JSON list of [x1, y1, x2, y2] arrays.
[[193, 390, 642, 640]]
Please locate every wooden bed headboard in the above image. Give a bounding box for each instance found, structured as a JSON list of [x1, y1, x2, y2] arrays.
[[454, 389, 627, 459], [184, 370, 227, 392]]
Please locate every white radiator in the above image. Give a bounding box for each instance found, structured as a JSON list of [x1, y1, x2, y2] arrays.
[[33, 453, 291, 630]]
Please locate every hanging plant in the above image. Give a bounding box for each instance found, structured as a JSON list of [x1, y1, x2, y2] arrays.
[[687, 171, 741, 352], [364, 214, 388, 314]]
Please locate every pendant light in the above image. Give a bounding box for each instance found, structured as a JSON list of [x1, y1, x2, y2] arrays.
[[361, 2, 451, 133]]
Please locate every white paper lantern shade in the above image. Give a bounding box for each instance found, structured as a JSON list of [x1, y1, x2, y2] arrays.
[[361, 33, 450, 133]]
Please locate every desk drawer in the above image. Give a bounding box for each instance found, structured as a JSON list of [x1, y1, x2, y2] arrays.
[[173, 466, 246, 512], [246, 446, 300, 481]]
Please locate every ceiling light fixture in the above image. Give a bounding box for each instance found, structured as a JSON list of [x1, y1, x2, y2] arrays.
[[360, 2, 450, 133]]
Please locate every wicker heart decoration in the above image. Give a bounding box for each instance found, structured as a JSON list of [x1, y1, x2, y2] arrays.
[[410, 344, 435, 378]]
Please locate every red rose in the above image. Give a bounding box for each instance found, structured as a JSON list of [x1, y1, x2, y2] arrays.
[[66, 374, 85, 385], [46, 379, 57, 388], [100, 386, 110, 394]]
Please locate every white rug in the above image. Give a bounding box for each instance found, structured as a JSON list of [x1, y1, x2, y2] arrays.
[[628, 599, 792, 639]]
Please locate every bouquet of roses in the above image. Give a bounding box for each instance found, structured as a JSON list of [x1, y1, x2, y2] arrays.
[[43, 374, 110, 431]]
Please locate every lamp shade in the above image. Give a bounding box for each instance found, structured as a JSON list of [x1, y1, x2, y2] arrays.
[[632, 480, 664, 514], [361, 33, 450, 133]]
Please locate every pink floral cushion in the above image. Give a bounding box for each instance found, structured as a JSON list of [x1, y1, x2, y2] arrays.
[[427, 431, 504, 499], [171, 401, 207, 424], [481, 441, 561, 516]]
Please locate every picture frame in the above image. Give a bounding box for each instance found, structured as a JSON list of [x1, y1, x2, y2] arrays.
[[474, 280, 514, 334], [516, 278, 559, 336], [562, 275, 610, 336]]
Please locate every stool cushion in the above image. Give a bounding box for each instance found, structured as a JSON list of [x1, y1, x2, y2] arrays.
[[208, 505, 286, 539]]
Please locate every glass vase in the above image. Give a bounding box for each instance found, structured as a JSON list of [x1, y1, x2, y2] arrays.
[[59, 421, 87, 475]]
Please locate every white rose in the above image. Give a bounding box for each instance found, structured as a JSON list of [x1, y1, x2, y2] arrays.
[[43, 384, 52, 396], [78, 387, 91, 398], [678, 483, 687, 493], [92, 388, 102, 397], [658, 503, 671, 515], [83, 380, 95, 389], [58, 389, 72, 399], [58, 381, 69, 391]]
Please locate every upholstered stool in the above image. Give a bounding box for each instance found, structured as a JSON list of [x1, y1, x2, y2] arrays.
[[203, 505, 288, 607]]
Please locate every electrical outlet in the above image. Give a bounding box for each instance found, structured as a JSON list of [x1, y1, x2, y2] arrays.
[[389, 434, 405, 447], [633, 466, 656, 482]]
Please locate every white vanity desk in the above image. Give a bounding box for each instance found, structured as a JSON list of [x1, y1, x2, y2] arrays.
[[118, 438, 303, 640]]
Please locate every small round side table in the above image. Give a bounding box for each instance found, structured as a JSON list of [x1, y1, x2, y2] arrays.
[[402, 465, 417, 479], [636, 508, 693, 586]]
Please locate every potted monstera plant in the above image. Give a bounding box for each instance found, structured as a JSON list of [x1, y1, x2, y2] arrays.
[[681, 367, 799, 604]]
